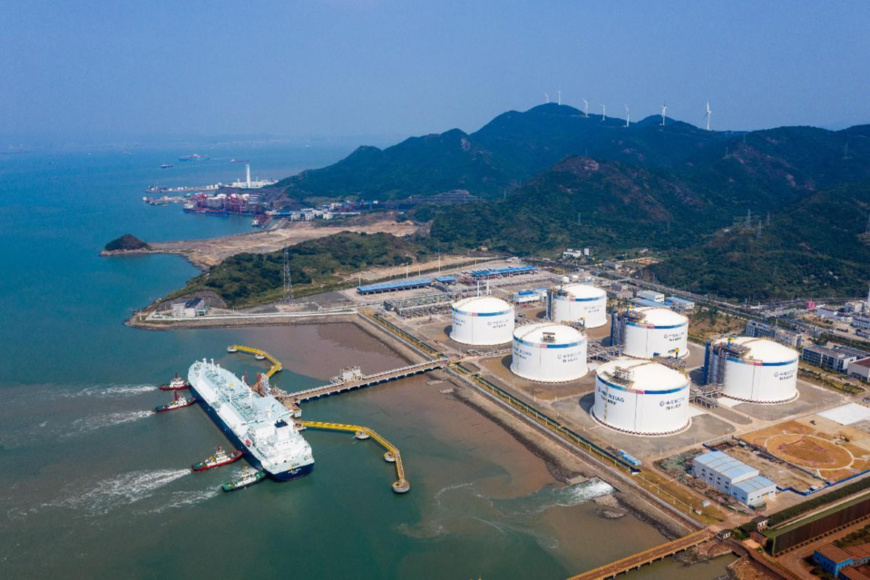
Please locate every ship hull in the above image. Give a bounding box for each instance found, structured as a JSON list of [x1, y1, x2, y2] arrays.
[[189, 383, 314, 482]]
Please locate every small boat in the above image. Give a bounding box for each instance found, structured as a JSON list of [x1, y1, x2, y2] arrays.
[[192, 446, 243, 472], [221, 466, 265, 492], [155, 391, 197, 413], [159, 373, 190, 391], [160, 164, 173, 169], [230, 158, 249, 163]]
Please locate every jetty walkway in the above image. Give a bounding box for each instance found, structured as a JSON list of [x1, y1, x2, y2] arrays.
[[284, 358, 451, 404], [298, 420, 410, 493], [227, 345, 282, 377], [567, 529, 712, 580]]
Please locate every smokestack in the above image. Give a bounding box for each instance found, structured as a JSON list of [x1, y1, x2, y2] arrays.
[[246, 164, 251, 188]]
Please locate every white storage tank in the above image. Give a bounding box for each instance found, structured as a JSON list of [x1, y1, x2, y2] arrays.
[[592, 358, 690, 435], [710, 337, 799, 403], [511, 323, 588, 382], [622, 307, 689, 359], [548, 284, 608, 328], [450, 296, 515, 346]]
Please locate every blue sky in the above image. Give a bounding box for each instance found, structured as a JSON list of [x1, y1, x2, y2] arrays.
[[2, 1, 868, 143]]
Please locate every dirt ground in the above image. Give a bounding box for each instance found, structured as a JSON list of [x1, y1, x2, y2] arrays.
[[140, 218, 423, 268], [741, 415, 870, 483], [720, 442, 820, 492]]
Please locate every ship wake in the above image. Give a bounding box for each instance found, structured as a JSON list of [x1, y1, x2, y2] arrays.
[[54, 469, 191, 516]]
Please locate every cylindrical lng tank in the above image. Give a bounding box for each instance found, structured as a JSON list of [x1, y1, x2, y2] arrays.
[[510, 323, 588, 382], [549, 284, 608, 328], [592, 358, 690, 435], [450, 296, 515, 346], [622, 307, 689, 359], [714, 337, 799, 403]]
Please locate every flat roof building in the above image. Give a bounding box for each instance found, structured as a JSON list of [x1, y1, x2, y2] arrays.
[[692, 451, 776, 507]]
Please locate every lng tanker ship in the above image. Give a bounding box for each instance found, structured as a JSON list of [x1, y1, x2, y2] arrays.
[[188, 359, 314, 481]]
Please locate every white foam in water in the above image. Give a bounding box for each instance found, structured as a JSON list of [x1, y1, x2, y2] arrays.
[[495, 478, 615, 517], [57, 469, 191, 515], [67, 410, 153, 436], [64, 384, 158, 399], [142, 489, 220, 515]]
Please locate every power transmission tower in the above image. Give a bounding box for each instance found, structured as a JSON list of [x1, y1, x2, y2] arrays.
[[283, 247, 293, 303]]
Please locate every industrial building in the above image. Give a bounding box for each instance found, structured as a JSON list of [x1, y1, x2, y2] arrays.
[[692, 451, 777, 508], [547, 283, 608, 328], [813, 543, 870, 579], [636, 290, 665, 303], [591, 358, 690, 435], [849, 359, 870, 382], [469, 265, 537, 280], [744, 319, 803, 349], [610, 307, 689, 360], [703, 337, 799, 403], [510, 323, 588, 383], [171, 298, 208, 318], [801, 344, 870, 373], [450, 296, 515, 346], [357, 278, 431, 295]]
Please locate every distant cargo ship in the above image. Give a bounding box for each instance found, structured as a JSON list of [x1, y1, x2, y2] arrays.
[[178, 154, 209, 162], [188, 360, 314, 481], [229, 158, 249, 163], [160, 164, 173, 169]]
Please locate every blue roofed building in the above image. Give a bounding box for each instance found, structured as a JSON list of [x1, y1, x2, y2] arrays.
[[692, 451, 777, 506], [732, 475, 777, 508], [356, 278, 431, 295]]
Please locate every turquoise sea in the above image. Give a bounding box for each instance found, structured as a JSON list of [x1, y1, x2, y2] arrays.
[[0, 145, 734, 578]]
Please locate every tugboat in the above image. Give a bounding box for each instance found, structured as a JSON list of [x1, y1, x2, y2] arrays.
[[155, 391, 197, 413], [221, 466, 265, 492], [192, 446, 243, 472], [159, 373, 191, 391]]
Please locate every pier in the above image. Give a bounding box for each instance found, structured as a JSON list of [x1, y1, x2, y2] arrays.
[[227, 345, 282, 377], [298, 421, 410, 493], [283, 358, 451, 405], [566, 530, 712, 580]]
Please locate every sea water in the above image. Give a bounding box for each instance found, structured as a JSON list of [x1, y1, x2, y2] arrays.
[[0, 146, 730, 578]]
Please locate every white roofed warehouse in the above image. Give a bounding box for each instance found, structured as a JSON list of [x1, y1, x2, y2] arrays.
[[703, 337, 799, 403], [510, 323, 588, 382], [592, 358, 690, 435], [450, 296, 515, 346]]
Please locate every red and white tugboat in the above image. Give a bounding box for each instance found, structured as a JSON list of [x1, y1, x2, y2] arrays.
[[192, 446, 243, 472], [155, 391, 197, 413], [159, 373, 191, 391]]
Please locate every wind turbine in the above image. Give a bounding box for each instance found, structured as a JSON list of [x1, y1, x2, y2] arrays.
[[544, 92, 550, 104], [624, 105, 630, 128], [557, 89, 561, 106], [582, 99, 590, 118], [661, 102, 668, 126], [600, 104, 606, 121], [704, 101, 712, 131]]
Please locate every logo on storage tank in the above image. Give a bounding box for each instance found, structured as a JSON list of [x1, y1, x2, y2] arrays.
[[659, 398, 683, 411], [663, 332, 684, 340], [774, 369, 796, 380]]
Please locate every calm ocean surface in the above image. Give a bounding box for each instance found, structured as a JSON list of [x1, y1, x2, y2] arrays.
[[0, 145, 733, 578]]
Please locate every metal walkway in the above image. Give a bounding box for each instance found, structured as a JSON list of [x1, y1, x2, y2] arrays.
[[567, 530, 712, 580], [298, 421, 410, 493], [284, 358, 451, 404], [227, 345, 283, 378]]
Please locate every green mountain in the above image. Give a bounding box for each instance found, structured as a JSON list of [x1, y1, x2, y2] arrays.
[[682, 125, 870, 212], [278, 104, 731, 201], [648, 181, 870, 300], [429, 156, 716, 254]]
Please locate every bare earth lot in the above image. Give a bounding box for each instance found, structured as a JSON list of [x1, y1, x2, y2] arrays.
[[138, 219, 423, 268]]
